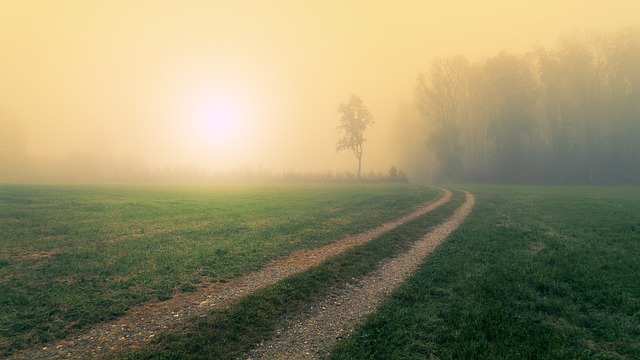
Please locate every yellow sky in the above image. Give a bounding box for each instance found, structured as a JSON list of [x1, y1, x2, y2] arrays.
[[1, 0, 638, 173]]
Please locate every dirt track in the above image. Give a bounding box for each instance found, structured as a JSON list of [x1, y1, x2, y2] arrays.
[[9, 189, 452, 360], [246, 190, 475, 359]]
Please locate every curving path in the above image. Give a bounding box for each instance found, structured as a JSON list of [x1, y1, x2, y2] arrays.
[[9, 189, 452, 360], [246, 190, 475, 359]]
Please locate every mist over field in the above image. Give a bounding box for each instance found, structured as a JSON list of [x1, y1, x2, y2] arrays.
[[1, 0, 639, 183]]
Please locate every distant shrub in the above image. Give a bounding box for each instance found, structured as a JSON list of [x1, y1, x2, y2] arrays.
[[388, 166, 409, 183]]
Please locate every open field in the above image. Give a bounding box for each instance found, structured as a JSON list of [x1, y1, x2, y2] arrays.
[[0, 183, 439, 356], [123, 190, 465, 359], [331, 185, 640, 359], [3, 184, 639, 359]]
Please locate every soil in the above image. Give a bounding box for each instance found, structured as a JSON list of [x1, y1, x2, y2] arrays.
[[8, 190, 452, 360]]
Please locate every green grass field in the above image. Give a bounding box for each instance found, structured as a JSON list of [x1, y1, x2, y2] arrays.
[[125, 190, 466, 360], [0, 183, 438, 356], [331, 185, 640, 359], [3, 184, 639, 359]]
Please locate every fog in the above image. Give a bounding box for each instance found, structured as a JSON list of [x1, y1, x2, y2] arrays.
[[1, 1, 638, 183]]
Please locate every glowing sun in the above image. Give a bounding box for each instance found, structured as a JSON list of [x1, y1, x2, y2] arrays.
[[187, 87, 250, 153]]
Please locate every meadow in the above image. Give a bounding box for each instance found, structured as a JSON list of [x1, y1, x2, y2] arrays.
[[0, 183, 439, 356], [331, 185, 640, 359], [126, 189, 466, 359], [3, 184, 639, 359]]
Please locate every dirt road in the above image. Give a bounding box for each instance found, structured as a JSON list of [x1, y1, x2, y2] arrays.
[[9, 189, 453, 360], [246, 191, 475, 359]]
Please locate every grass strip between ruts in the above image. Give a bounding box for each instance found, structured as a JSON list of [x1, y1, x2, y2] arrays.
[[122, 190, 465, 359]]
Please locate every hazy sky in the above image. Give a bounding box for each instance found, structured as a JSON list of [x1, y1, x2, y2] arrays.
[[1, 0, 638, 173]]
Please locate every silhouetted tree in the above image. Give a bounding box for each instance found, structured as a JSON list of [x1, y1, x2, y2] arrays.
[[391, 100, 433, 182], [536, 45, 575, 181], [416, 56, 469, 180], [388, 166, 408, 182], [336, 94, 375, 178], [463, 62, 493, 180], [400, 26, 640, 183], [484, 52, 538, 181], [606, 27, 640, 181], [555, 32, 607, 182]]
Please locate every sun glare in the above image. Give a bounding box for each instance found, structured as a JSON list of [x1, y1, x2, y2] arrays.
[[195, 97, 243, 143], [185, 85, 252, 156]]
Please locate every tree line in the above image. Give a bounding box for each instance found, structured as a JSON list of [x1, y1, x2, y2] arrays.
[[400, 27, 640, 184]]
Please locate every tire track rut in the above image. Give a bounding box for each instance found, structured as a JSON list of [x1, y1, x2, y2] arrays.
[[9, 189, 452, 360], [246, 190, 475, 359]]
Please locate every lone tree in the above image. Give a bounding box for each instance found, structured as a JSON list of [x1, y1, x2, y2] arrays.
[[336, 94, 375, 178]]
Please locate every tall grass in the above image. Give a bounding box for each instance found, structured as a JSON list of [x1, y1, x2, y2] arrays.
[[0, 183, 438, 356], [331, 185, 640, 359]]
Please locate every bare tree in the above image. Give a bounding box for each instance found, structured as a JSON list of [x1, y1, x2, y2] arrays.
[[416, 55, 469, 180], [484, 52, 538, 181], [336, 94, 375, 178], [401, 26, 640, 183]]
